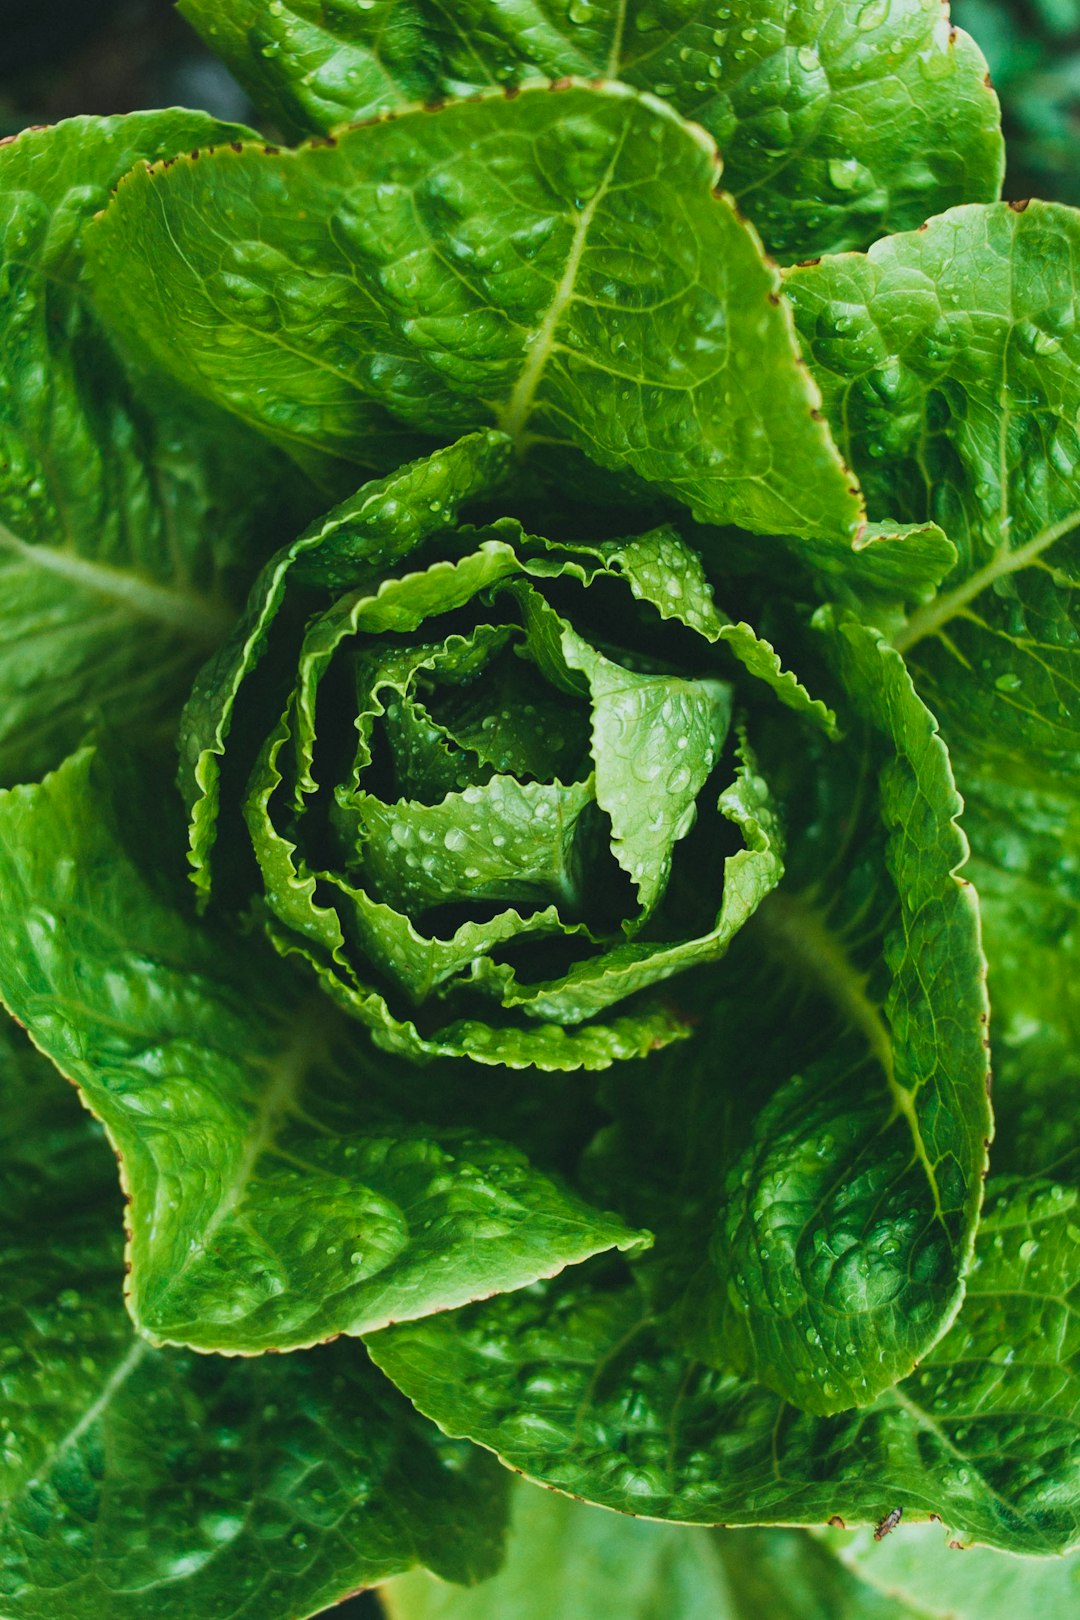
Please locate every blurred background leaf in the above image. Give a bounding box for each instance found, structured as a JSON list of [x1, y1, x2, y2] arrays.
[[954, 0, 1080, 204]]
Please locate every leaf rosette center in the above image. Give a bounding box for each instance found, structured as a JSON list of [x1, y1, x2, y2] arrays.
[[181, 433, 785, 1069]]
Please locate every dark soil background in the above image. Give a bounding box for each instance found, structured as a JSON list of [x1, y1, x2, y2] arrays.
[[0, 0, 254, 132], [0, 0, 1075, 1615]]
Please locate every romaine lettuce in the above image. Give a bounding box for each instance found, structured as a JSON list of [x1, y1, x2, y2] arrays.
[[0, 6, 1075, 1618]]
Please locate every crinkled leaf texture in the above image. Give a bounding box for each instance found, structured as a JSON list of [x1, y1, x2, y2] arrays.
[[787, 201, 1080, 785], [589, 614, 990, 1415], [85, 82, 863, 546], [0, 747, 648, 1354], [710, 613, 990, 1411], [788, 199, 1080, 1334], [179, 0, 1003, 262], [367, 622, 1014, 1539], [369, 1171, 1077, 1554], [0, 1019, 510, 1620], [180, 432, 786, 1070], [961, 770, 1080, 1191], [0, 112, 314, 787]]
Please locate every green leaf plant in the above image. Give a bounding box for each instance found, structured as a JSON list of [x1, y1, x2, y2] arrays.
[[0, 6, 1075, 1619]]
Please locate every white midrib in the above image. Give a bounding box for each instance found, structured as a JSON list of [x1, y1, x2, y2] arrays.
[[495, 152, 620, 446], [606, 0, 629, 75], [193, 1023, 315, 1259], [147, 1017, 319, 1327], [894, 508, 1080, 654], [754, 893, 944, 1220], [0, 1339, 148, 1529], [0, 519, 234, 644]]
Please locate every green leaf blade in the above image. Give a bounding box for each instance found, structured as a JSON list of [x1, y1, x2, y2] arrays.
[[679, 618, 990, 1414], [347, 775, 595, 916], [787, 200, 1080, 784], [86, 85, 862, 545], [0, 112, 313, 787], [370, 1164, 1078, 1552], [179, 0, 1003, 262], [0, 1031, 510, 1619], [179, 430, 512, 896], [0, 748, 648, 1355]]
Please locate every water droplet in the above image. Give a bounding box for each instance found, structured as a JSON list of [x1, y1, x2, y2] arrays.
[[917, 18, 955, 80], [201, 1510, 245, 1545], [857, 0, 890, 28], [828, 157, 872, 193]]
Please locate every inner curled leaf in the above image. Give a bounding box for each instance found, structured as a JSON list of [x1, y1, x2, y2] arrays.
[[180, 433, 797, 1070]]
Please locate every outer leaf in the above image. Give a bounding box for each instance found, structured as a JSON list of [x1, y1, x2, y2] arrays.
[[0, 1035, 509, 1619], [86, 83, 863, 544], [789, 517, 959, 629], [574, 615, 989, 1416], [787, 201, 1080, 783], [789, 201, 1080, 1229], [960, 770, 1080, 1188], [0, 748, 648, 1354], [0, 112, 312, 786], [179, 0, 1003, 261], [697, 611, 988, 1412], [369, 1172, 1079, 1553]]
